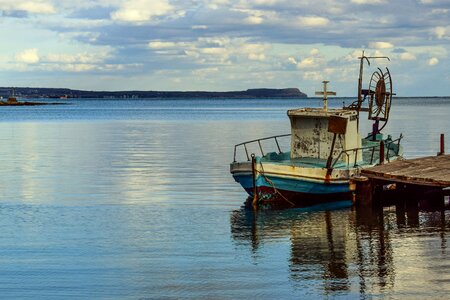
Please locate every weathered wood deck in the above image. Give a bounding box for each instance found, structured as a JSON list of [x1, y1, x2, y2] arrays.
[[361, 155, 450, 188]]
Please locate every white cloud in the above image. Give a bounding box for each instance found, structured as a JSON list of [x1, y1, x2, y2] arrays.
[[44, 52, 111, 64], [148, 41, 178, 49], [241, 43, 269, 54], [15, 48, 40, 64], [192, 67, 219, 77], [248, 53, 265, 61], [233, 8, 279, 25], [351, 0, 386, 4], [428, 57, 439, 66], [302, 71, 322, 81], [207, 0, 231, 10], [245, 15, 264, 24], [252, 0, 281, 4], [111, 0, 174, 23], [192, 25, 208, 30], [399, 52, 416, 61], [369, 41, 394, 49], [431, 8, 449, 14], [18, 1, 55, 13], [310, 48, 319, 55], [10, 47, 127, 73], [147, 37, 272, 66], [288, 57, 297, 65], [61, 64, 96, 72], [433, 26, 449, 39], [0, 0, 55, 14], [201, 47, 228, 55], [297, 16, 330, 27], [298, 57, 316, 68]]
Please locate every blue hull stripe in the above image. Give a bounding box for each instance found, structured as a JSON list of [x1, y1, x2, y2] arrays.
[[233, 173, 350, 195]]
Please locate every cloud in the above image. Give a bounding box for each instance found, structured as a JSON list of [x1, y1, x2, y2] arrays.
[[0, 0, 55, 14], [399, 52, 416, 60], [9, 47, 136, 74], [44, 51, 111, 64], [433, 26, 449, 39], [369, 42, 394, 49], [192, 67, 219, 77], [18, 1, 55, 14], [310, 48, 319, 55], [15, 48, 40, 64], [296, 16, 330, 27], [147, 37, 271, 66], [428, 57, 439, 65], [245, 15, 264, 24], [61, 64, 96, 72], [431, 8, 449, 14], [148, 41, 178, 49], [287, 57, 297, 65], [2, 0, 450, 95], [110, 0, 174, 23], [251, 0, 281, 4], [298, 57, 316, 68], [192, 25, 208, 30], [351, 0, 386, 4], [241, 43, 270, 61], [302, 71, 323, 81]]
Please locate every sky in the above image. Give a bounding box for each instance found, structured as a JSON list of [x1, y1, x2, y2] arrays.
[[0, 0, 449, 96]]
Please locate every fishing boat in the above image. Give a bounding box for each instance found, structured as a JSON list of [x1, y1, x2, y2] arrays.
[[230, 53, 403, 208], [7, 88, 18, 104]]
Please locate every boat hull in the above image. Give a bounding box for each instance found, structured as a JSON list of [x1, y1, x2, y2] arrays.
[[230, 161, 356, 207]]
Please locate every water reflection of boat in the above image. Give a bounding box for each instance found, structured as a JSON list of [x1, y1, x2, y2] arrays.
[[230, 52, 403, 208], [230, 204, 449, 296]]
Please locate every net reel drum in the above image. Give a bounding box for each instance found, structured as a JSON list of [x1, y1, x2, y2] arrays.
[[367, 67, 393, 138]]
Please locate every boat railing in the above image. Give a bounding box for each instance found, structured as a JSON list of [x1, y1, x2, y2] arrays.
[[331, 134, 403, 168], [233, 134, 291, 162]]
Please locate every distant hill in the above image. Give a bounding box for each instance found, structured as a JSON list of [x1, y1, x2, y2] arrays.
[[0, 87, 307, 99]]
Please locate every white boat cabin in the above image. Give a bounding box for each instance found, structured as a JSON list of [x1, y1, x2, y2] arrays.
[[287, 108, 362, 165]]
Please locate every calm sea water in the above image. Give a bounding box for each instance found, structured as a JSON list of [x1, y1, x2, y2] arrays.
[[0, 97, 448, 299]]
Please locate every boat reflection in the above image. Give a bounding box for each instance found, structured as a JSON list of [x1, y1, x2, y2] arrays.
[[230, 202, 449, 295]]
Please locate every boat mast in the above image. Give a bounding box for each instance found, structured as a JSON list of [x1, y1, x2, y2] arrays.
[[315, 81, 336, 111]]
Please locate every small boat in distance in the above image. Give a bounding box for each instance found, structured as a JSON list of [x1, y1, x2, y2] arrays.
[[7, 88, 18, 104], [0, 88, 66, 106], [230, 52, 403, 208]]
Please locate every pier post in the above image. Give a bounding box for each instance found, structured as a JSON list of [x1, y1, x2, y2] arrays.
[[251, 154, 259, 209], [439, 133, 445, 155], [352, 176, 373, 206], [379, 141, 385, 164]]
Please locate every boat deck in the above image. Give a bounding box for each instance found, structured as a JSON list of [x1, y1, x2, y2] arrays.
[[260, 152, 369, 169]]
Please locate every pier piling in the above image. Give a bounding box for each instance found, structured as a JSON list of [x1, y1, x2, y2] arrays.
[[353, 176, 373, 206], [379, 141, 385, 164], [439, 133, 445, 156]]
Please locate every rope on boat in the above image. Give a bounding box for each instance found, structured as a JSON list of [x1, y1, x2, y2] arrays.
[[257, 160, 295, 207]]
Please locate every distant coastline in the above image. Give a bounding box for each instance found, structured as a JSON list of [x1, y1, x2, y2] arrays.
[[0, 87, 307, 99]]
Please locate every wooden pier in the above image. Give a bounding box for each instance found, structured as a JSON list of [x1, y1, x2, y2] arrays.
[[361, 155, 450, 188], [352, 135, 450, 208]]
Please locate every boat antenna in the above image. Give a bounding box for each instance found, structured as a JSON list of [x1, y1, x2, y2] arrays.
[[315, 81, 336, 111]]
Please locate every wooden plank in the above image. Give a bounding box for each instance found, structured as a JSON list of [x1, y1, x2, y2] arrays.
[[361, 173, 450, 187]]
